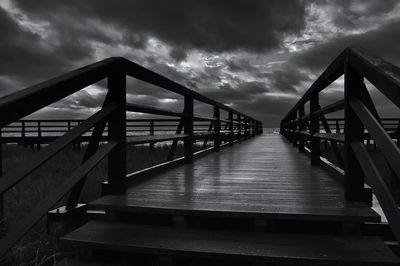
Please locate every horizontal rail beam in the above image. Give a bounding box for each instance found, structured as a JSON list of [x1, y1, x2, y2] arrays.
[[350, 99, 400, 181], [0, 104, 117, 195], [0, 58, 120, 128], [282, 50, 346, 122], [126, 103, 183, 117], [351, 141, 400, 241], [122, 60, 257, 121], [313, 100, 344, 117], [348, 47, 400, 109]]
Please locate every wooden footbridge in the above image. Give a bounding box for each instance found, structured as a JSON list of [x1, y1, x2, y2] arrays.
[[0, 47, 400, 265]]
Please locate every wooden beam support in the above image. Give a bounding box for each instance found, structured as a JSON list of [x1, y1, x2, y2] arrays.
[[213, 106, 221, 152], [229, 112, 234, 146], [310, 94, 320, 165], [344, 61, 365, 202], [298, 105, 305, 152], [183, 95, 194, 163], [107, 72, 127, 194]]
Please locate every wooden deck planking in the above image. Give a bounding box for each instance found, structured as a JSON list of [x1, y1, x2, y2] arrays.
[[91, 133, 380, 222], [61, 220, 400, 265]]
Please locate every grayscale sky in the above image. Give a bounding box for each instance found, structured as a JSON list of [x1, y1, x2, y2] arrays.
[[0, 0, 400, 126]]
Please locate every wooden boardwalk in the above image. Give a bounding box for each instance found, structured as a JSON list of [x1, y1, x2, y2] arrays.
[[91, 133, 379, 223], [3, 48, 400, 264], [62, 133, 400, 265]]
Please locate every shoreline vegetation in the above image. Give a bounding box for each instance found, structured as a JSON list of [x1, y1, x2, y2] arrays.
[[0, 140, 197, 265]]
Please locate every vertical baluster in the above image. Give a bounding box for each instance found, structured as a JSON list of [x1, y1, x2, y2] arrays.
[[184, 95, 194, 163], [214, 106, 220, 151], [22, 121, 26, 147], [298, 105, 305, 152], [310, 94, 320, 165], [336, 119, 340, 134], [237, 115, 242, 143], [107, 71, 126, 194], [229, 112, 234, 146], [149, 120, 154, 152], [0, 128, 2, 226], [244, 116, 249, 140], [37, 121, 41, 150], [344, 61, 365, 201], [397, 119, 400, 147]]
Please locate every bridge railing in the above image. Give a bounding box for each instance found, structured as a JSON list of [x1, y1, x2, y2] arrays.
[[280, 47, 400, 242], [0, 57, 262, 256], [0, 118, 257, 148]]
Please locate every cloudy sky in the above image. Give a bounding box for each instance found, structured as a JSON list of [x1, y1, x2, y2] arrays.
[[0, 0, 400, 127]]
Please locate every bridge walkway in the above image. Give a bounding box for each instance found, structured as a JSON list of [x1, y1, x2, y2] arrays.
[[59, 133, 400, 265]]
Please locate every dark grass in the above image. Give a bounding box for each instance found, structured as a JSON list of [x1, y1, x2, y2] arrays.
[[0, 141, 208, 265]]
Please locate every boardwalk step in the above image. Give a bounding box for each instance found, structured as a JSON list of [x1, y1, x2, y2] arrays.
[[89, 194, 380, 223], [60, 220, 400, 265]]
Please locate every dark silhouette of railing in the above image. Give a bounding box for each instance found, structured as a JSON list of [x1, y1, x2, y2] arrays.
[[280, 47, 400, 242], [1, 118, 256, 149], [0, 57, 262, 256]]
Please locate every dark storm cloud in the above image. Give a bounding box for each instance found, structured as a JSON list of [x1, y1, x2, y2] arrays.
[[266, 67, 310, 93], [231, 94, 297, 127], [14, 0, 306, 53], [0, 6, 99, 91], [317, 0, 398, 29], [291, 20, 400, 73], [226, 59, 259, 73], [204, 81, 268, 103], [169, 48, 188, 63]]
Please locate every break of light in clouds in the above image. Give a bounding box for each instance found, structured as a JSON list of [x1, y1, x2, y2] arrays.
[[0, 0, 400, 127]]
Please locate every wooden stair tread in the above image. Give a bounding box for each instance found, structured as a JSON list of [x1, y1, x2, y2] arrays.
[[60, 220, 399, 265], [89, 195, 380, 222]]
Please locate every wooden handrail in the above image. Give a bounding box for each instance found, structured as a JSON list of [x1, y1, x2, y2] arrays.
[[280, 47, 400, 242], [0, 55, 262, 256], [0, 104, 117, 195], [0, 58, 120, 128]]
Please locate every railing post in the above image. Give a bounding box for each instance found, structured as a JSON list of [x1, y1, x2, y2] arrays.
[[344, 61, 365, 201], [244, 117, 249, 140], [149, 120, 154, 151], [397, 119, 400, 147], [237, 115, 242, 143], [37, 121, 41, 150], [149, 120, 154, 136], [336, 119, 340, 133], [310, 94, 320, 164], [213, 106, 221, 151], [298, 105, 305, 152], [107, 71, 126, 194], [21, 121, 26, 147], [184, 95, 194, 163], [0, 129, 2, 229], [229, 111, 234, 146], [292, 113, 298, 146]]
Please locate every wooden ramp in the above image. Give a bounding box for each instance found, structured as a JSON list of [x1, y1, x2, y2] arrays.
[[60, 133, 400, 265], [90, 134, 379, 222]]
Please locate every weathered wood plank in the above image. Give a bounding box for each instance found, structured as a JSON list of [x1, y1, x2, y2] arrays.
[[91, 134, 380, 223], [61, 220, 399, 265]]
